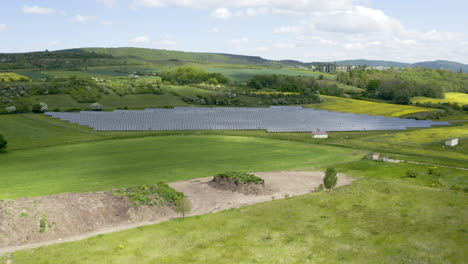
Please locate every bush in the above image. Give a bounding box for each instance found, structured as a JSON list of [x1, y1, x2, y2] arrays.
[[5, 106, 16, 113], [32, 102, 48, 113], [323, 168, 337, 189], [114, 182, 185, 208], [405, 170, 417, 178], [90, 102, 103, 111], [0, 134, 7, 152], [215, 172, 264, 184]]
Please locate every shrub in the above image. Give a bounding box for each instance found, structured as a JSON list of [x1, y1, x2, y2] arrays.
[[323, 168, 337, 189], [0, 134, 7, 152], [215, 172, 264, 184], [5, 106, 16, 113], [32, 102, 48, 113], [65, 108, 81, 112], [405, 170, 417, 178], [114, 182, 185, 208], [90, 102, 103, 111], [39, 218, 46, 233]]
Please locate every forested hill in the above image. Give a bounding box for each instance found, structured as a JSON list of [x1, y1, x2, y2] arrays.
[[0, 47, 467, 72], [335, 59, 468, 72]]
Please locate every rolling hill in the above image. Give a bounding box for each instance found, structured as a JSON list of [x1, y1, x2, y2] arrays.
[[0, 47, 467, 72]]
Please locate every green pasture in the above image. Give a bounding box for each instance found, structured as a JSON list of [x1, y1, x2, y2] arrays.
[[0, 135, 365, 199], [307, 95, 435, 117], [206, 68, 334, 82], [5, 163, 467, 263], [412, 92, 468, 105]]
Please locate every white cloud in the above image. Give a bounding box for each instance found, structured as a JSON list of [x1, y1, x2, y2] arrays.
[[246, 7, 268, 16], [209, 27, 222, 33], [155, 39, 177, 49], [422, 30, 462, 42], [73, 14, 98, 23], [231, 37, 249, 46], [130, 35, 151, 44], [211, 8, 232, 20], [134, 0, 165, 7], [311, 6, 402, 34], [97, 0, 117, 7], [272, 42, 296, 49], [22, 5, 56, 15], [273, 26, 302, 34], [100, 20, 113, 26], [0, 24, 7, 32]]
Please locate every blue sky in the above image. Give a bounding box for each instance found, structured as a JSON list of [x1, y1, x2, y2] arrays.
[[0, 0, 467, 63]]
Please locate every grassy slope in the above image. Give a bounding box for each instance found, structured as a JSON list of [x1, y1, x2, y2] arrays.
[[0, 135, 364, 199], [412, 92, 468, 105], [1, 114, 466, 168], [307, 95, 435, 117], [5, 165, 466, 263]]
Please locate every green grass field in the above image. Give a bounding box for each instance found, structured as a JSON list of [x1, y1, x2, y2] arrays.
[[5, 163, 466, 263], [307, 95, 435, 117], [412, 92, 468, 105], [0, 135, 365, 199]]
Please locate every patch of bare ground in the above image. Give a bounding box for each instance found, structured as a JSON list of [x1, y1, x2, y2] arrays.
[[0, 171, 352, 255]]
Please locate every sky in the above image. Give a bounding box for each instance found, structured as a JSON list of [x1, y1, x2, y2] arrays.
[[0, 0, 467, 63]]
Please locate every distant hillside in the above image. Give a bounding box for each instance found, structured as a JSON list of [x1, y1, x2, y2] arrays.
[[335, 60, 410, 68], [412, 60, 468, 72], [335, 59, 468, 72], [0, 47, 467, 72]]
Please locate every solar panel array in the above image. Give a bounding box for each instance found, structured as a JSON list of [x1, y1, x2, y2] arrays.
[[45, 106, 450, 132]]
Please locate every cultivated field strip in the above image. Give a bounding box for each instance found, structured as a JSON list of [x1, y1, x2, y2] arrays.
[[45, 106, 450, 132]]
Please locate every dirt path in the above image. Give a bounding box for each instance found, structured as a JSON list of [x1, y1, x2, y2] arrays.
[[386, 159, 468, 170], [0, 171, 352, 256]]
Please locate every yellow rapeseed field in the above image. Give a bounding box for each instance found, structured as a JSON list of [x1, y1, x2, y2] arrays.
[[412, 92, 468, 105], [308, 95, 434, 117]]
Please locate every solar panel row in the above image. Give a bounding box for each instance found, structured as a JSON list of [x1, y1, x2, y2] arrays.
[[45, 106, 450, 132]]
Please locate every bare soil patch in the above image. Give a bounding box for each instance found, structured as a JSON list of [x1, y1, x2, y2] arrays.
[[208, 175, 275, 195], [0, 171, 353, 255]]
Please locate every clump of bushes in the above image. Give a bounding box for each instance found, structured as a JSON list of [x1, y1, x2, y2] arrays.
[[90, 102, 103, 111], [114, 182, 185, 208], [215, 172, 264, 184], [323, 168, 337, 189], [0, 134, 7, 152], [32, 102, 48, 113], [405, 170, 417, 178]]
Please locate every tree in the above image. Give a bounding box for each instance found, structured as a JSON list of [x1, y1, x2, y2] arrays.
[[323, 168, 337, 189], [177, 198, 191, 218], [90, 102, 103, 111], [0, 134, 7, 152]]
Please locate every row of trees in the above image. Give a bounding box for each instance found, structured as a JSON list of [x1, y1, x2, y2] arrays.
[[337, 68, 468, 104], [159, 67, 230, 85]]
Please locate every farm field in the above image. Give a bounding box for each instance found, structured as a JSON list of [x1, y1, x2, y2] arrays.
[[0, 72, 30, 81], [412, 92, 468, 105], [316, 79, 364, 92], [307, 95, 435, 117], [4, 167, 466, 263], [0, 135, 365, 199]]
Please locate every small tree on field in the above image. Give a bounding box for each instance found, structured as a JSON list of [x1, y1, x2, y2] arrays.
[[90, 102, 103, 111], [177, 198, 191, 218], [0, 134, 7, 152], [323, 168, 337, 189]]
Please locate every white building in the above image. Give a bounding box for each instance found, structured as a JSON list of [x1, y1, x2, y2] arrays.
[[445, 138, 458, 147], [312, 131, 328, 139], [372, 153, 380, 160]]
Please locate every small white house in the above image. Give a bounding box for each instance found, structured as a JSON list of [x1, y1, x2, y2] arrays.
[[372, 153, 380, 160], [445, 138, 458, 147], [312, 131, 328, 139]]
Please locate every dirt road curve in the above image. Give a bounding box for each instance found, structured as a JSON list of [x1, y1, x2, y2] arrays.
[[0, 171, 352, 256]]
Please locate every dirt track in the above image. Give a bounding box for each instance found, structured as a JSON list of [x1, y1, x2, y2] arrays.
[[0, 171, 352, 255]]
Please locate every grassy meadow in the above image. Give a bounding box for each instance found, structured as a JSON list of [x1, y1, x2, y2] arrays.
[[307, 95, 435, 117], [412, 92, 468, 105], [0, 135, 365, 199], [4, 163, 466, 263]]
